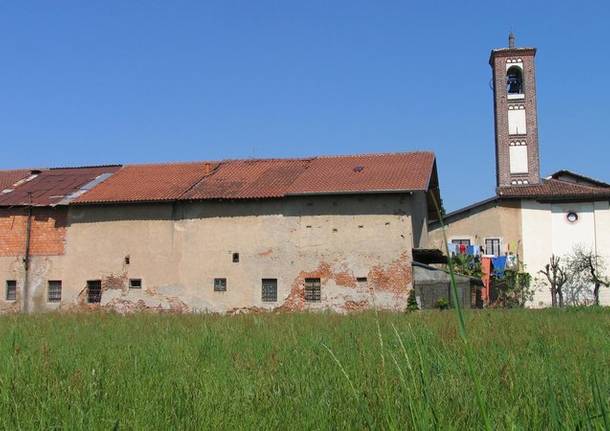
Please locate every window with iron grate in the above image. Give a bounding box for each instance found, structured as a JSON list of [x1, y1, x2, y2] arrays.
[[214, 278, 227, 292], [87, 280, 102, 303], [5, 280, 16, 301], [304, 278, 321, 302], [48, 280, 62, 303], [261, 279, 277, 302]]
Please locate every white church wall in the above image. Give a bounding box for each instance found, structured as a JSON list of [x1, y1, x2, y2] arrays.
[[521, 199, 610, 307], [520, 200, 552, 307], [593, 201, 610, 305]]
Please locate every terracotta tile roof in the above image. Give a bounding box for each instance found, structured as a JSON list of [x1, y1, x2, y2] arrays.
[[76, 162, 218, 204], [6, 152, 435, 206], [0, 166, 121, 207], [286, 152, 435, 195], [497, 176, 610, 201], [182, 159, 311, 200], [0, 169, 33, 191]]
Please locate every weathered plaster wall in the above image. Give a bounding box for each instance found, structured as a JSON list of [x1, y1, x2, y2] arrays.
[[1, 194, 420, 313], [428, 201, 522, 256], [0, 208, 67, 313]]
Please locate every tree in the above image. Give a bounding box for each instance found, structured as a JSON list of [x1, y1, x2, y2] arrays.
[[406, 289, 419, 312], [493, 269, 533, 308], [450, 254, 482, 278], [539, 255, 569, 307], [567, 246, 609, 306]]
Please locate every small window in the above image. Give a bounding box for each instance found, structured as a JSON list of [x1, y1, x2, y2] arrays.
[[451, 239, 471, 246], [566, 212, 578, 223], [129, 279, 142, 289], [304, 278, 321, 302], [5, 280, 17, 301], [214, 278, 227, 292], [48, 280, 62, 303], [87, 280, 102, 304], [485, 238, 501, 256], [356, 277, 368, 290], [232, 253, 240, 263], [261, 278, 278, 302]]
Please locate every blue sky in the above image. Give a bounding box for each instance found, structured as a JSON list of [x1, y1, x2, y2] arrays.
[[1, 1, 609, 210]]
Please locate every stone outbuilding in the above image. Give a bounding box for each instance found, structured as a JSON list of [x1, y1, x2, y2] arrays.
[[0, 152, 441, 314]]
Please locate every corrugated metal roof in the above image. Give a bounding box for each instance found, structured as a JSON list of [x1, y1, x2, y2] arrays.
[[0, 166, 121, 206], [0, 169, 34, 192]]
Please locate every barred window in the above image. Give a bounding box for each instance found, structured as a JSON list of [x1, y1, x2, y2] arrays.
[[6, 280, 16, 301], [485, 238, 501, 256], [129, 279, 142, 289], [451, 239, 471, 246], [48, 280, 62, 303], [214, 278, 227, 292], [304, 278, 321, 302], [261, 279, 277, 302], [87, 280, 102, 304]]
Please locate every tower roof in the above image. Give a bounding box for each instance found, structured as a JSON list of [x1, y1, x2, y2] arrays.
[[489, 33, 536, 64]]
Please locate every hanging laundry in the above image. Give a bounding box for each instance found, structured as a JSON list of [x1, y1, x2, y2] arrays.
[[459, 243, 466, 254], [492, 256, 507, 277], [506, 254, 517, 269], [466, 245, 478, 256], [481, 256, 492, 304], [448, 243, 457, 256]]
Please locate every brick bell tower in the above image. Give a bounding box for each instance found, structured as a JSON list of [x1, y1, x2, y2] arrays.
[[490, 33, 541, 187]]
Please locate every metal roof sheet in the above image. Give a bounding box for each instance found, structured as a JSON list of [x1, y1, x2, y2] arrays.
[[0, 166, 121, 207]]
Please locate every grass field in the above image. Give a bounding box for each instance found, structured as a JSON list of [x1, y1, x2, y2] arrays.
[[0, 309, 608, 430]]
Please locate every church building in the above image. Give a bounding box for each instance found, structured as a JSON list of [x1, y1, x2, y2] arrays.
[[429, 34, 610, 307]]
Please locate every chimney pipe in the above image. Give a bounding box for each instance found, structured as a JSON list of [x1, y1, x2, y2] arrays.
[[508, 32, 516, 48]]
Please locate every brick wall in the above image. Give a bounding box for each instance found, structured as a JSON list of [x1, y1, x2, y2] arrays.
[[491, 48, 541, 188], [0, 208, 67, 256]]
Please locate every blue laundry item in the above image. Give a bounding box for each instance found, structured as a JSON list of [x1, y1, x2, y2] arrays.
[[448, 243, 457, 255], [467, 245, 476, 256], [492, 256, 507, 277]]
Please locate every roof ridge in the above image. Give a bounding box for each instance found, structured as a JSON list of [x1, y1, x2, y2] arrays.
[[313, 150, 434, 160], [49, 164, 122, 171]]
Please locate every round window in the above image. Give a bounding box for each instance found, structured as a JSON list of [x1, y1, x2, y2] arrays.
[[566, 212, 578, 223]]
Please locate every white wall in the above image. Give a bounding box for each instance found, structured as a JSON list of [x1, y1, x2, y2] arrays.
[[508, 109, 526, 135], [509, 146, 528, 174], [521, 199, 610, 306]]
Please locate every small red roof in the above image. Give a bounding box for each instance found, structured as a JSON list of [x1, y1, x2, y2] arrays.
[[0, 166, 121, 207], [497, 174, 610, 201]]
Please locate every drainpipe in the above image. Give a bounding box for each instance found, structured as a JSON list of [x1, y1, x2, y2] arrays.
[[22, 193, 33, 314]]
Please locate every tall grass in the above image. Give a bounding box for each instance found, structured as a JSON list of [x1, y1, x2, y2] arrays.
[[0, 309, 608, 429]]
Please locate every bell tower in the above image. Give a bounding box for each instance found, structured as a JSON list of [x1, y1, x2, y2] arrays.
[[490, 33, 541, 187]]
